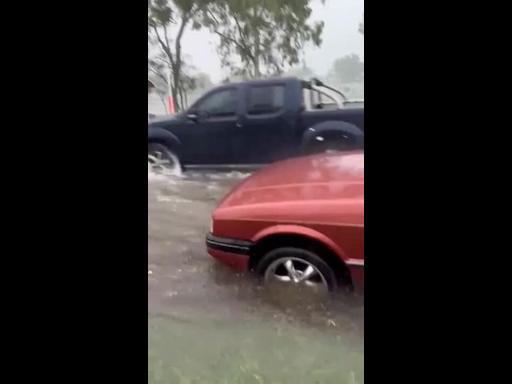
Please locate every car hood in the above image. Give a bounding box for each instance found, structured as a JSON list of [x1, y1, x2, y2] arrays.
[[219, 151, 364, 209]]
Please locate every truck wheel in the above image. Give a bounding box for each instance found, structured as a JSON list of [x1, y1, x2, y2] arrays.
[[148, 143, 181, 174]]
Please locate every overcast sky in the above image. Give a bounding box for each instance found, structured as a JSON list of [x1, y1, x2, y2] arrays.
[[167, 0, 363, 82]]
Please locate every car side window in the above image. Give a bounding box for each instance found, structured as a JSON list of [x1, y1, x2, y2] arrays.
[[247, 85, 285, 115], [196, 88, 237, 117]]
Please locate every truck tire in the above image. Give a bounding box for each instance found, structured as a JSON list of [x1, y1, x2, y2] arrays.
[[303, 121, 364, 154], [148, 142, 181, 174]]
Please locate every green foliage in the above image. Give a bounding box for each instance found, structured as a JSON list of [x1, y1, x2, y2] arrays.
[[148, 0, 211, 111], [148, 0, 173, 28], [202, 0, 324, 78]]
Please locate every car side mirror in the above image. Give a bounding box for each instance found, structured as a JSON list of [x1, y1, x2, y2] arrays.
[[186, 111, 199, 122]]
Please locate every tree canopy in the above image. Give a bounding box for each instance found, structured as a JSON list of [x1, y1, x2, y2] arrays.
[[328, 54, 364, 84], [202, 0, 324, 78]]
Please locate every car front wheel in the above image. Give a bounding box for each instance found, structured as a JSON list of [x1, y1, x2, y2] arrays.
[[256, 247, 338, 293]]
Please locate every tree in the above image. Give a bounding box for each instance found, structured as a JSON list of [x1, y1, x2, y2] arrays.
[[328, 54, 364, 85], [179, 67, 214, 108], [148, 71, 169, 111], [148, 55, 168, 88], [203, 0, 324, 78], [182, 72, 214, 106], [148, 0, 208, 112]]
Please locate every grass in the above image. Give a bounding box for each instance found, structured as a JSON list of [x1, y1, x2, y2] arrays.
[[148, 315, 363, 384]]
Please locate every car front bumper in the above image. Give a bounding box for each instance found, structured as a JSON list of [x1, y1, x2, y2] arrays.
[[206, 233, 253, 271]]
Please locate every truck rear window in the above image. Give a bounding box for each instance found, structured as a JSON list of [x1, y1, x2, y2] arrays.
[[247, 85, 285, 115]]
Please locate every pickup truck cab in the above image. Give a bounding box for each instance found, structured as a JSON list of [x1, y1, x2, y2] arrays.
[[148, 77, 363, 171]]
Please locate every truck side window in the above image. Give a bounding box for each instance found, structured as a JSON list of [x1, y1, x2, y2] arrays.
[[196, 89, 237, 117], [247, 85, 285, 115]]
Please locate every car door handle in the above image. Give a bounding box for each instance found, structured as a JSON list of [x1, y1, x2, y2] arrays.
[[236, 122, 243, 128]]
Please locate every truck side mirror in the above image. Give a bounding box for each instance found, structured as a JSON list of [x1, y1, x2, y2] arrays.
[[186, 111, 199, 122]]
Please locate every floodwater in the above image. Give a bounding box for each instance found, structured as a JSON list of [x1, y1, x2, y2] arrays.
[[148, 168, 364, 383]]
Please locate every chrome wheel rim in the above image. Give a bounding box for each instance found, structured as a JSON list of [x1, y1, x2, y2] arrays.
[[264, 257, 328, 292], [148, 150, 175, 173]]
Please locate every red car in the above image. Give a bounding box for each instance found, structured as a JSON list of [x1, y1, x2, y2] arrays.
[[206, 151, 364, 293]]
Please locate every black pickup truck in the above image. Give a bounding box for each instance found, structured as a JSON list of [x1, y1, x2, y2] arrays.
[[148, 77, 363, 171]]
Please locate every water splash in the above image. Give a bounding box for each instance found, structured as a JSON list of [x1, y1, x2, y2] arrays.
[[148, 161, 182, 183]]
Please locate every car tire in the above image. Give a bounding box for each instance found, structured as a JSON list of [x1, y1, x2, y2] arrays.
[[148, 143, 181, 174], [255, 247, 338, 292]]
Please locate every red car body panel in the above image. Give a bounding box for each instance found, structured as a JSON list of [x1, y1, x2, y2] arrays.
[[207, 151, 364, 290], [208, 248, 249, 270]]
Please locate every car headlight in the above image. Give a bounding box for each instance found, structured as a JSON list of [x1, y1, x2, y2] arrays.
[[210, 218, 214, 234]]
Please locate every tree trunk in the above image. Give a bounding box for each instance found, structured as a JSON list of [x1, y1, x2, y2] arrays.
[[171, 84, 180, 112], [172, 13, 191, 112], [178, 85, 185, 110], [152, 11, 193, 113], [172, 68, 182, 112], [252, 9, 261, 78], [252, 56, 261, 78]]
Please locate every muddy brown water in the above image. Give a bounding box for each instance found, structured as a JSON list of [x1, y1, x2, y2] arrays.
[[148, 170, 364, 383], [148, 170, 364, 326]]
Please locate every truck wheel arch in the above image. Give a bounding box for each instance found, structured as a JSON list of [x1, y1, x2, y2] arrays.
[[302, 121, 364, 151], [148, 127, 182, 154]]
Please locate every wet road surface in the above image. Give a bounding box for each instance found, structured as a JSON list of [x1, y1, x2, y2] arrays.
[[148, 169, 364, 383]]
